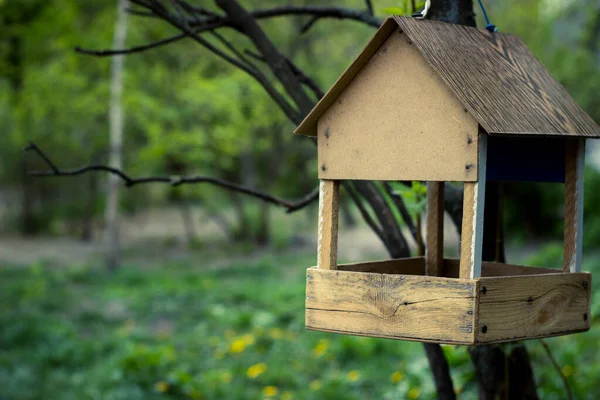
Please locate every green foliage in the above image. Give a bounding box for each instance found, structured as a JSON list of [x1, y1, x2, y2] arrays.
[[1, 251, 599, 399]]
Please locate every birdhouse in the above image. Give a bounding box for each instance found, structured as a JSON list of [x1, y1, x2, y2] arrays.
[[295, 17, 599, 345]]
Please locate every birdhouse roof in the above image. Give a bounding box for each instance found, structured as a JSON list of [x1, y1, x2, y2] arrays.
[[295, 17, 600, 138]]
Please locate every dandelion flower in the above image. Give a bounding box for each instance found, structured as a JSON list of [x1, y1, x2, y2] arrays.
[[347, 370, 360, 382], [263, 386, 278, 397], [391, 371, 404, 384], [408, 387, 421, 399], [221, 371, 232, 383], [247, 363, 267, 379], [281, 391, 294, 400], [154, 381, 169, 393], [562, 365, 574, 377], [230, 339, 247, 353], [312, 339, 329, 358]]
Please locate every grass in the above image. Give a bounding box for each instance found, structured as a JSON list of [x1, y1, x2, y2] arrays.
[[0, 248, 598, 400]]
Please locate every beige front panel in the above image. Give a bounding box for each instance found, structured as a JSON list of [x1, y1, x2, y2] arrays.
[[318, 28, 478, 181]]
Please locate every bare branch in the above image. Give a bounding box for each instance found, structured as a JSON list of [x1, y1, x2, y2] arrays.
[[243, 50, 324, 99], [344, 183, 385, 243], [364, 0, 374, 15], [75, 33, 186, 57], [300, 16, 320, 34], [382, 182, 420, 244], [24, 142, 318, 213], [540, 340, 574, 400]]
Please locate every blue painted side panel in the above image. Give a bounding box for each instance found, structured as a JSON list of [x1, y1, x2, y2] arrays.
[[486, 136, 565, 183]]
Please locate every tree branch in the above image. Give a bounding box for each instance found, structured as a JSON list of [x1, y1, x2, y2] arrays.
[[364, 0, 374, 15], [382, 182, 420, 245], [344, 183, 385, 243], [24, 142, 317, 213], [540, 340, 573, 400], [75, 33, 187, 57]]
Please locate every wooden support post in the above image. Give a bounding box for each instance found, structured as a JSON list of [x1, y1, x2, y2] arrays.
[[426, 182, 444, 276], [564, 138, 585, 273], [317, 180, 339, 269], [460, 132, 487, 279]]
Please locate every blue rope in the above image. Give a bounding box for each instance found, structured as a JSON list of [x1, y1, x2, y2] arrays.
[[477, 0, 498, 32]]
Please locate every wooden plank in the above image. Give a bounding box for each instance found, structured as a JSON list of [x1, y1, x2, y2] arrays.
[[564, 138, 585, 273], [306, 268, 477, 343], [444, 259, 562, 278], [460, 132, 487, 279], [394, 17, 600, 137], [306, 269, 477, 344], [317, 180, 339, 270], [476, 273, 591, 343], [336, 257, 425, 275], [295, 18, 398, 136], [316, 28, 479, 181], [426, 182, 444, 275]]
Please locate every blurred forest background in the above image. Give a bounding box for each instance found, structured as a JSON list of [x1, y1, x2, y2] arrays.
[[1, 0, 599, 399]]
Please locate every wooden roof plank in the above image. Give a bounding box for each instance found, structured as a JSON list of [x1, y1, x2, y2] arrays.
[[393, 16, 600, 137]]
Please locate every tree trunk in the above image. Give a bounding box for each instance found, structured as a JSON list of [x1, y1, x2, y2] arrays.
[[105, 0, 128, 271]]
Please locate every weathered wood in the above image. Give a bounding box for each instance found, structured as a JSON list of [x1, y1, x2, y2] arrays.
[[564, 138, 585, 273], [317, 180, 339, 270], [476, 273, 591, 343], [394, 17, 600, 138], [315, 28, 478, 182], [337, 257, 425, 275], [444, 259, 562, 278], [306, 268, 477, 344], [426, 182, 444, 275], [460, 132, 487, 279]]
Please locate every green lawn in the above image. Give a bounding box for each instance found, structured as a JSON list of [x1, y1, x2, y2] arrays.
[[0, 249, 598, 399]]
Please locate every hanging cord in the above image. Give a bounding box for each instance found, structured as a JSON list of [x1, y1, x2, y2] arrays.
[[478, 0, 498, 32]]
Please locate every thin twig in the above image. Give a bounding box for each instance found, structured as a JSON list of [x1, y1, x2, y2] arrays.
[[300, 16, 320, 34], [24, 142, 318, 214], [75, 33, 186, 56], [382, 182, 419, 244], [344, 183, 385, 243], [539, 340, 574, 400], [243, 49, 324, 99], [365, 0, 374, 15]]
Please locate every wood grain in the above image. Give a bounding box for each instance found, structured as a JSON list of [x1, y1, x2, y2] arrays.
[[444, 259, 561, 278], [317, 180, 339, 270], [336, 257, 425, 275], [476, 273, 591, 343], [316, 28, 478, 181], [306, 268, 477, 344], [459, 132, 487, 279], [295, 18, 398, 136], [393, 17, 600, 137], [426, 182, 444, 276], [564, 138, 585, 273]]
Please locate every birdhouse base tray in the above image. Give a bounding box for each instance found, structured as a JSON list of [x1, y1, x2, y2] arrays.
[[305, 257, 591, 345]]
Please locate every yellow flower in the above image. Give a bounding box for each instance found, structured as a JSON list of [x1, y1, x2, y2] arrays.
[[408, 387, 421, 399], [154, 381, 169, 393], [281, 391, 294, 400], [269, 328, 283, 340], [391, 371, 404, 384], [347, 370, 360, 382], [230, 339, 247, 353], [221, 371, 232, 383], [247, 362, 267, 379], [562, 365, 574, 377], [263, 386, 278, 397], [214, 349, 225, 360], [240, 333, 255, 345], [312, 339, 329, 357], [309, 380, 322, 391]]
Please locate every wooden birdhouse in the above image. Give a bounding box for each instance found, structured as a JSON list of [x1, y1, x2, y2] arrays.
[[295, 17, 599, 345]]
